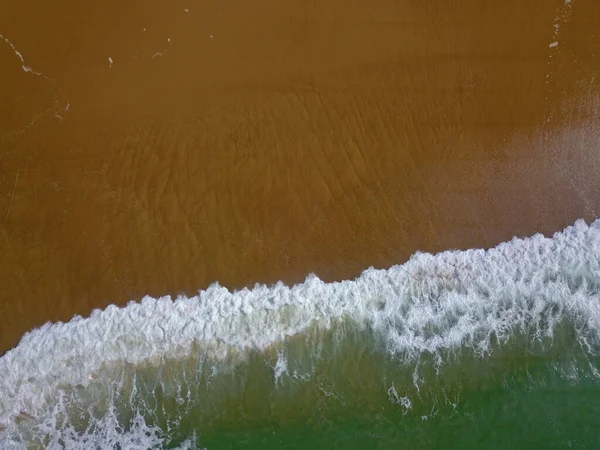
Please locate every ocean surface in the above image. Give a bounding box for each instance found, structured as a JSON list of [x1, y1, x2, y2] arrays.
[[1, 218, 600, 449], [1, 2, 600, 448]]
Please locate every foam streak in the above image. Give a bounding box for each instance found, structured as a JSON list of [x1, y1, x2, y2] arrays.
[[0, 33, 70, 142], [1, 218, 600, 443]]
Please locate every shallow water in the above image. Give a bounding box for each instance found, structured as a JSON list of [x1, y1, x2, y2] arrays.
[[1, 219, 600, 448]]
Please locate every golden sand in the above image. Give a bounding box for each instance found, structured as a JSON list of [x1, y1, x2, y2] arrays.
[[0, 0, 599, 353]]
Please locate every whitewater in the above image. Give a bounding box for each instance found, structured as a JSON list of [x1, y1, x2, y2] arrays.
[[1, 217, 600, 448]]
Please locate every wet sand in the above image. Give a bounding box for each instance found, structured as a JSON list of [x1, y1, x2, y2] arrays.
[[0, 0, 599, 353]]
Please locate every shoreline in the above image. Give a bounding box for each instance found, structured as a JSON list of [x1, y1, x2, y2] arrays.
[[3, 215, 599, 360], [1, 215, 600, 442], [1, 0, 600, 353]]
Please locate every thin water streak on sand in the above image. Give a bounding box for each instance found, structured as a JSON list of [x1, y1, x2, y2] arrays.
[[0, 33, 70, 142], [0, 33, 43, 76], [1, 173, 19, 228]]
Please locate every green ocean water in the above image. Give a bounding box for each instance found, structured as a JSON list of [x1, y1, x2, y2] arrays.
[[5, 317, 600, 450], [90, 323, 600, 449], [2, 219, 600, 449]]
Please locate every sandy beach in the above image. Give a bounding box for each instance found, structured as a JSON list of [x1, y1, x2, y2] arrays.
[[1, 0, 599, 354]]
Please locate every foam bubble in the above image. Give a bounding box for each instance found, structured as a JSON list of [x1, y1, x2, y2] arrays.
[[1, 218, 600, 445]]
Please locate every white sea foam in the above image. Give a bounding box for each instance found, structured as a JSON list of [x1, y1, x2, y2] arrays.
[[387, 384, 412, 415], [1, 218, 600, 444]]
